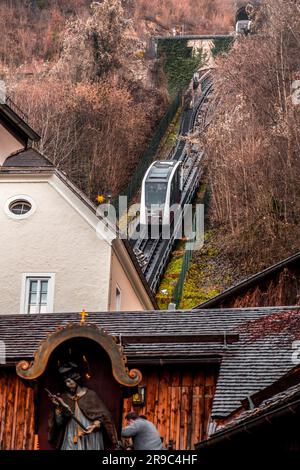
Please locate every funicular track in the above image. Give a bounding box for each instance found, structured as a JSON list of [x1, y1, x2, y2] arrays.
[[133, 71, 214, 292]]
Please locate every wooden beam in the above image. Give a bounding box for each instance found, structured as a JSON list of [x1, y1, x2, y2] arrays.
[[122, 334, 239, 344]]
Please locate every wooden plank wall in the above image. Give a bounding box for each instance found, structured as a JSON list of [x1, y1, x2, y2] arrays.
[[220, 267, 300, 309], [0, 366, 218, 450], [0, 371, 35, 450], [123, 364, 218, 450]]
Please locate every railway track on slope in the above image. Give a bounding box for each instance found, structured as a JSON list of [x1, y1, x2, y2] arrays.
[[133, 71, 214, 292]]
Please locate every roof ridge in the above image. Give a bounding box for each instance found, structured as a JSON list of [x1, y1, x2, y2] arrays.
[[0, 305, 298, 321], [195, 254, 300, 310]]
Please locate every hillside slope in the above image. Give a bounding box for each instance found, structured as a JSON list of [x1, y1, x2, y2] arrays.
[[197, 0, 300, 276]]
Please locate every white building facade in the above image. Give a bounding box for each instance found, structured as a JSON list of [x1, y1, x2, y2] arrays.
[[0, 101, 156, 315]]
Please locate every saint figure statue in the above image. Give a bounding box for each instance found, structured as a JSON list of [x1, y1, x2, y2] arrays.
[[48, 362, 118, 450]]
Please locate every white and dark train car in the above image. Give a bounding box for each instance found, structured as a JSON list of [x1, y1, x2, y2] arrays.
[[236, 19, 251, 34], [235, 2, 258, 35], [140, 160, 183, 227]]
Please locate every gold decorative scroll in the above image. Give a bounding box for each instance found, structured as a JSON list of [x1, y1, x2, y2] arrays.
[[16, 323, 142, 387]]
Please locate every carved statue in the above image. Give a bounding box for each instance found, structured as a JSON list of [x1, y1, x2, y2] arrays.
[[47, 362, 118, 450]]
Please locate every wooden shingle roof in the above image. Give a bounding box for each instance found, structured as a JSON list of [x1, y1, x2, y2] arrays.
[[0, 306, 299, 418]]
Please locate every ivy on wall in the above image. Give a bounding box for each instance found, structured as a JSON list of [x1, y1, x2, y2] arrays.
[[157, 38, 206, 97], [212, 37, 233, 57]]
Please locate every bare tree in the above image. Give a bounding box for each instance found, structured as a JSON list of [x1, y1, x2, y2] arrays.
[[198, 0, 300, 273]]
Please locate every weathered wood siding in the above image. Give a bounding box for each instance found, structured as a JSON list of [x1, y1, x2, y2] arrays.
[[123, 364, 218, 450], [0, 364, 218, 450], [205, 265, 300, 309], [0, 371, 35, 450], [231, 268, 300, 308]]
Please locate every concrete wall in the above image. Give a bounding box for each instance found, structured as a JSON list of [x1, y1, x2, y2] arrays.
[[187, 39, 215, 67], [0, 174, 111, 314], [108, 250, 145, 312]]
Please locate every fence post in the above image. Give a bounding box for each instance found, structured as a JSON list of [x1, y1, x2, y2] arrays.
[[172, 212, 197, 307]]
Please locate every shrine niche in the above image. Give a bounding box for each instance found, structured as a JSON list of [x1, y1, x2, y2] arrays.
[[16, 322, 142, 450]]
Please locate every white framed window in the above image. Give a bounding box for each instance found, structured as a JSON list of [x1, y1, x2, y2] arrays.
[[115, 285, 122, 311], [20, 273, 55, 314], [4, 194, 36, 220]]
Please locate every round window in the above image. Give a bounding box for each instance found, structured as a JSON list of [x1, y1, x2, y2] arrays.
[[4, 195, 36, 220], [9, 200, 32, 216]]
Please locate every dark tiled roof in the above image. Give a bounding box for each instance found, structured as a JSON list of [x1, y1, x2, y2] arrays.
[[0, 306, 299, 418], [195, 251, 300, 309], [0, 101, 40, 142], [218, 381, 300, 433], [196, 376, 300, 450], [3, 148, 54, 167], [212, 334, 294, 417], [212, 308, 300, 417]]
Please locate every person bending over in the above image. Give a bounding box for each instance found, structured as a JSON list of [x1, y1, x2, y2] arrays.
[[121, 412, 164, 450]]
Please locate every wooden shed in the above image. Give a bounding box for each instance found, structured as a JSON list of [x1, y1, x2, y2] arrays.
[[0, 306, 299, 450]]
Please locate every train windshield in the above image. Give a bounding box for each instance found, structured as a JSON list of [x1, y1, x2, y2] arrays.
[[145, 182, 167, 207]]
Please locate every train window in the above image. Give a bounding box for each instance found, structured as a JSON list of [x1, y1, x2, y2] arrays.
[[236, 20, 251, 34], [171, 180, 175, 205], [145, 183, 167, 206], [174, 168, 181, 203]]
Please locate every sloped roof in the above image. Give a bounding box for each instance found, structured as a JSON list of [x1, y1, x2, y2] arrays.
[[196, 365, 300, 452], [0, 101, 40, 142], [196, 378, 300, 452], [195, 251, 300, 309], [220, 381, 300, 433], [212, 308, 300, 418], [0, 306, 299, 418], [3, 148, 54, 167]]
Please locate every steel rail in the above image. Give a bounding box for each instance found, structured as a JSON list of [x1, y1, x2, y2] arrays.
[[132, 71, 214, 291]]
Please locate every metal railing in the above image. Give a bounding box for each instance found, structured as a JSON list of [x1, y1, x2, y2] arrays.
[[145, 75, 213, 292], [114, 92, 182, 216], [172, 213, 197, 307]]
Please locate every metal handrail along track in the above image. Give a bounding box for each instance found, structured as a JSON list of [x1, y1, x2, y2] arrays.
[[133, 71, 214, 292]]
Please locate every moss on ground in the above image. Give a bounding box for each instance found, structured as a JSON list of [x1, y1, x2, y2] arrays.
[[156, 230, 228, 310], [156, 241, 185, 310], [179, 230, 234, 309], [179, 262, 221, 309], [156, 183, 236, 310], [156, 107, 182, 160]]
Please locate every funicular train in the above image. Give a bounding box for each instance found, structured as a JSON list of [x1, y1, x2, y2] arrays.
[[140, 160, 183, 228], [235, 2, 258, 35]]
